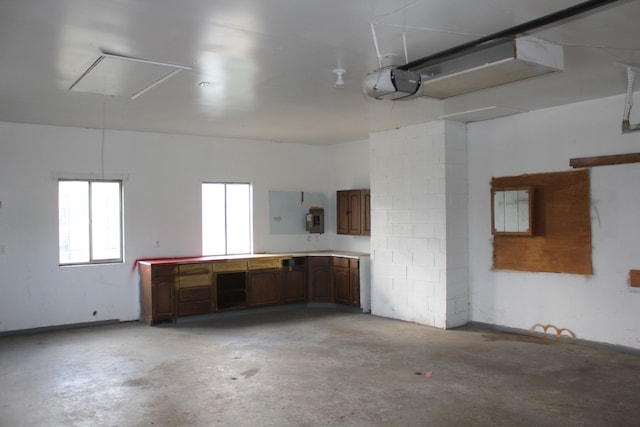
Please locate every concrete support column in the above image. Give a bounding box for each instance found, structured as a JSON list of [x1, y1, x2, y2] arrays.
[[369, 120, 468, 328]]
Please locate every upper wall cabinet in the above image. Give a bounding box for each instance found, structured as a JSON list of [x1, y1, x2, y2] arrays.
[[337, 190, 370, 236]]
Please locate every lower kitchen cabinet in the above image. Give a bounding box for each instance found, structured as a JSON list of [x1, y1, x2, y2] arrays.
[[177, 263, 213, 317], [349, 260, 360, 307], [282, 258, 307, 303], [248, 268, 281, 307], [334, 257, 360, 307], [138, 253, 367, 324], [308, 256, 333, 302], [216, 271, 247, 311], [139, 264, 175, 325], [178, 286, 212, 317]]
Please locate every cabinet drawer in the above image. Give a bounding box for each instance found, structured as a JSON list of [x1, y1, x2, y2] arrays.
[[213, 260, 247, 272], [178, 301, 211, 317], [179, 263, 212, 275], [179, 286, 211, 303], [333, 257, 350, 269], [178, 263, 213, 288], [248, 258, 280, 270], [152, 265, 177, 278]]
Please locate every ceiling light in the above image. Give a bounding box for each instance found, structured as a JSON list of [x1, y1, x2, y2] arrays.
[[333, 68, 345, 89], [198, 81, 211, 87]]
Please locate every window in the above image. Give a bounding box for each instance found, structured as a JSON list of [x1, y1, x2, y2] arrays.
[[202, 182, 252, 256], [58, 180, 123, 265]]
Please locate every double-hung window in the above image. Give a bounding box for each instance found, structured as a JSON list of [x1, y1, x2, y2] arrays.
[[58, 180, 123, 265], [202, 182, 253, 256]]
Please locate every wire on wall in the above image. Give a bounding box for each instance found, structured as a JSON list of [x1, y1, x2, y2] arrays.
[[622, 65, 640, 133]]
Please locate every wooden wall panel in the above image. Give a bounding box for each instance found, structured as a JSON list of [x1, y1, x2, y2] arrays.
[[492, 169, 592, 275], [630, 270, 640, 288]]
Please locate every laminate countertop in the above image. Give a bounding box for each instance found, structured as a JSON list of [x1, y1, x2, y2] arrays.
[[136, 251, 370, 267]]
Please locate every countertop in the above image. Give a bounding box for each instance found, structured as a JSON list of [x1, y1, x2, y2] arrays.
[[135, 250, 370, 267]]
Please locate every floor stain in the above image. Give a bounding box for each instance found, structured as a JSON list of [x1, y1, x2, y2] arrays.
[[241, 368, 260, 378]]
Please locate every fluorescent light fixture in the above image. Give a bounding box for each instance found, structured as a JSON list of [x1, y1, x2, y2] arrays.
[[439, 106, 524, 123]]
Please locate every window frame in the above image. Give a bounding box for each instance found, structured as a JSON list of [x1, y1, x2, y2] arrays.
[[202, 182, 253, 256], [58, 179, 124, 266]]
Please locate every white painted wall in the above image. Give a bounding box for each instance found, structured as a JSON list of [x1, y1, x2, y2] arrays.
[[0, 122, 337, 332], [468, 94, 640, 350], [369, 121, 469, 328], [328, 139, 371, 254]]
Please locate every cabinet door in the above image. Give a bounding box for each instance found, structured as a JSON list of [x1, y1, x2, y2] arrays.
[[154, 278, 174, 318], [349, 267, 360, 307], [248, 268, 280, 307], [283, 266, 306, 303], [336, 190, 349, 234], [152, 266, 175, 321], [348, 190, 362, 234], [334, 266, 350, 305], [337, 189, 370, 235], [177, 286, 211, 317], [362, 190, 371, 236], [308, 257, 333, 302]]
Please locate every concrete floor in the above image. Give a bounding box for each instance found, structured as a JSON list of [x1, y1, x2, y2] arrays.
[[1, 308, 639, 427]]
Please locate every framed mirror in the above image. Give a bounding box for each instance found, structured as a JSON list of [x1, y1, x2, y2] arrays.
[[491, 186, 534, 235]]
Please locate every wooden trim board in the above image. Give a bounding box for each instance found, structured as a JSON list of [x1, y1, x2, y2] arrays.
[[570, 152, 640, 168]]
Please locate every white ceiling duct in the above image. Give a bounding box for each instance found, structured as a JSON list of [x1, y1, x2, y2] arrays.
[[418, 36, 564, 99], [360, 0, 619, 102]]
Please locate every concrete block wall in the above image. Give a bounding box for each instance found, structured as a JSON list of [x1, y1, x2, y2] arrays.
[[370, 120, 469, 328], [444, 121, 469, 328]]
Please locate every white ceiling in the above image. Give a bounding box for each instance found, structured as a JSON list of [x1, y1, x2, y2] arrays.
[[0, 0, 639, 144]]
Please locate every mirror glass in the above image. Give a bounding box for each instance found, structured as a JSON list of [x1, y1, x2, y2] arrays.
[[492, 187, 533, 235]]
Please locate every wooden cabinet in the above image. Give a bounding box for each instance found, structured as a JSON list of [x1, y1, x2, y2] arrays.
[[248, 268, 280, 307], [308, 256, 333, 302], [334, 258, 350, 305], [178, 286, 212, 317], [214, 260, 248, 311], [247, 258, 281, 307], [139, 253, 365, 324], [282, 258, 307, 304], [177, 263, 213, 317], [139, 264, 175, 325], [333, 257, 360, 307], [337, 189, 370, 236], [362, 190, 371, 236], [349, 260, 361, 307], [216, 272, 247, 310]]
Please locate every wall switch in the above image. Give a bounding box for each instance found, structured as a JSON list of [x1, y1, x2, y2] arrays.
[[0, 245, 5, 255], [155, 240, 160, 248]]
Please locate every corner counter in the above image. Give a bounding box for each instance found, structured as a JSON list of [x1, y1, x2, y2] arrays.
[[138, 251, 370, 325]]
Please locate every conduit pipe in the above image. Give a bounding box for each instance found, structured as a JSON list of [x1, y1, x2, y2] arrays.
[[397, 0, 623, 72], [622, 65, 640, 133]]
